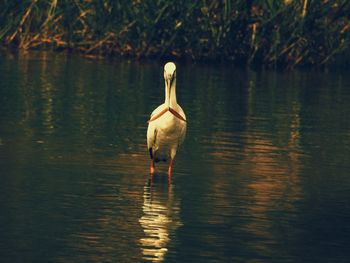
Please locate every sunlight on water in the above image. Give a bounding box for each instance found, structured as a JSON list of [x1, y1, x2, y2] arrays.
[[139, 180, 182, 262]]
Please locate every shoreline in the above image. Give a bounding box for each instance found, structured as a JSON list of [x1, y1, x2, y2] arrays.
[[1, 1, 349, 70]]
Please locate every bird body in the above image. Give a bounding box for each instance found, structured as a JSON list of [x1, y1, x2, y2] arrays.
[[147, 62, 186, 175], [147, 103, 186, 162]]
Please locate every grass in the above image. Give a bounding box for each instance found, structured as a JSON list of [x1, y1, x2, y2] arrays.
[[1, 0, 350, 69]]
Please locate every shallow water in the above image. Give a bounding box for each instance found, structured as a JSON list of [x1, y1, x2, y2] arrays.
[[1, 52, 350, 262]]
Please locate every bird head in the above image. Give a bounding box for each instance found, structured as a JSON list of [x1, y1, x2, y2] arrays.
[[164, 62, 176, 89]]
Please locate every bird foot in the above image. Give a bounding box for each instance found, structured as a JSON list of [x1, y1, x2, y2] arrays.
[[167, 159, 173, 177], [150, 160, 155, 174]]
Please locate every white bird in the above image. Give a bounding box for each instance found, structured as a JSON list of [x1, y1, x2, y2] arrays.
[[147, 62, 187, 176]]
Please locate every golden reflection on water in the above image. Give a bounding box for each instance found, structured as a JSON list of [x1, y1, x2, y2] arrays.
[[240, 87, 303, 254], [139, 179, 182, 262], [203, 74, 305, 256]]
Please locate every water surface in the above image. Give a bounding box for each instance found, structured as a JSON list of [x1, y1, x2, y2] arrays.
[[1, 52, 350, 262]]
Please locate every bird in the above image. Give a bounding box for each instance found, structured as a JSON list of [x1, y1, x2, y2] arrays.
[[147, 62, 187, 176]]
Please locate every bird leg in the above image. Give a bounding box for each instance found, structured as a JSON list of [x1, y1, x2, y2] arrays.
[[150, 160, 155, 174], [168, 159, 173, 177]]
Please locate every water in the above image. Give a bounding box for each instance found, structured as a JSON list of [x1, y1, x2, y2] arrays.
[[1, 52, 350, 263]]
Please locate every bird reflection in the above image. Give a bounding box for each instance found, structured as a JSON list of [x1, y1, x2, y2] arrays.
[[139, 175, 182, 262]]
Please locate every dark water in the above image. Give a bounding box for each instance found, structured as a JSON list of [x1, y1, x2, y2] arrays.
[[1, 52, 350, 263]]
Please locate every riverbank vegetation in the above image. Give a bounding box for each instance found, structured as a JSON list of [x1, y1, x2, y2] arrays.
[[1, 0, 350, 68]]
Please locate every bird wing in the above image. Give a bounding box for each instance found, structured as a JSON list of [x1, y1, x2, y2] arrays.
[[177, 105, 187, 146], [147, 122, 157, 150], [178, 123, 186, 147], [147, 125, 157, 159], [147, 104, 166, 155]]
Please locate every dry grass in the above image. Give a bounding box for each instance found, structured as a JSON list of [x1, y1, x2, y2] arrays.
[[1, 0, 350, 68]]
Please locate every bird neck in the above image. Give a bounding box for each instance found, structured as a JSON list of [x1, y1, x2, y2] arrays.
[[164, 79, 177, 108]]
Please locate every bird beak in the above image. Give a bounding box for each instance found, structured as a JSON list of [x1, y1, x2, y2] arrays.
[[166, 75, 174, 89], [165, 75, 174, 107]]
